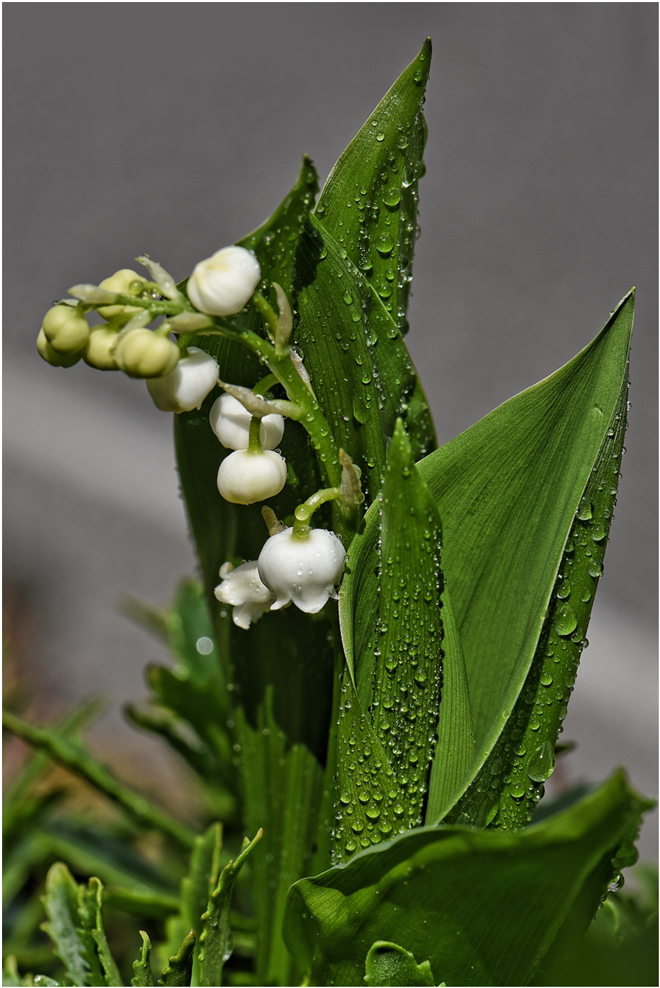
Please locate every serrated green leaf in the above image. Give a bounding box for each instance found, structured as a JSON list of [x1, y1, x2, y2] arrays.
[[40, 863, 89, 987], [131, 932, 155, 987], [181, 822, 223, 938], [417, 291, 634, 824], [284, 771, 653, 987], [157, 930, 195, 987], [364, 941, 436, 987], [85, 878, 122, 987], [197, 831, 262, 988], [2, 955, 21, 987], [315, 39, 431, 337]]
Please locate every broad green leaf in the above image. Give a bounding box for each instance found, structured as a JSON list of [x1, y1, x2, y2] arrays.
[[333, 672, 407, 860], [338, 421, 472, 841], [2, 710, 197, 850], [364, 941, 436, 987], [284, 771, 652, 987], [424, 587, 474, 823], [294, 216, 435, 504], [157, 930, 195, 988], [417, 291, 634, 822], [41, 864, 89, 987], [336, 420, 445, 845], [198, 831, 262, 987], [131, 931, 155, 987], [315, 39, 431, 337], [456, 381, 629, 830]]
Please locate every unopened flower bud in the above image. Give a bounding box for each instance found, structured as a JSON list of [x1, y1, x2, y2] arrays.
[[210, 393, 284, 450], [146, 347, 219, 412], [217, 449, 286, 504], [214, 561, 274, 629], [42, 305, 90, 354], [84, 325, 120, 370], [187, 246, 261, 317], [98, 269, 147, 319], [257, 527, 345, 614], [114, 328, 179, 379], [37, 328, 83, 367]]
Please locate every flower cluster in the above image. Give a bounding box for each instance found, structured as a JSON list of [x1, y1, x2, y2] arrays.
[[38, 242, 350, 629]]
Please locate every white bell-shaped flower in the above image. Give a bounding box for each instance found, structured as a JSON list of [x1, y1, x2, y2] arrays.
[[146, 347, 219, 412], [257, 527, 346, 614], [209, 393, 284, 450], [217, 449, 287, 504], [214, 561, 273, 629], [187, 246, 261, 317]]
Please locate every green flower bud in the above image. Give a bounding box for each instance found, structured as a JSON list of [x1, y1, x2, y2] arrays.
[[83, 325, 120, 370], [36, 327, 83, 367], [98, 269, 147, 319], [114, 328, 179, 378], [42, 305, 90, 354]]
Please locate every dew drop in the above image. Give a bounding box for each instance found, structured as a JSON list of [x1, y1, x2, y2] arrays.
[[554, 603, 578, 637]]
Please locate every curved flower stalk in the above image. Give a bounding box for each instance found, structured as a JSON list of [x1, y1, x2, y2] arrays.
[[214, 560, 274, 629]]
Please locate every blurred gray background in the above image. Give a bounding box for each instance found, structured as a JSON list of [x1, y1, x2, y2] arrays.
[[4, 5, 657, 856]]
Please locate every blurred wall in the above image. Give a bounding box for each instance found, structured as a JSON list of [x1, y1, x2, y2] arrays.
[[3, 5, 657, 855]]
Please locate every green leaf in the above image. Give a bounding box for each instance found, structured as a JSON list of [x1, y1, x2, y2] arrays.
[[294, 216, 435, 506], [335, 420, 445, 848], [364, 941, 436, 987], [284, 771, 652, 987], [337, 421, 472, 849], [315, 39, 430, 337], [131, 931, 155, 987], [85, 878, 123, 987], [164, 579, 223, 687], [2, 710, 197, 849], [417, 291, 634, 824], [157, 930, 195, 988], [197, 831, 263, 988], [181, 822, 223, 939], [40, 863, 90, 988]]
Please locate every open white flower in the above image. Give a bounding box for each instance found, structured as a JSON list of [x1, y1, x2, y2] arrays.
[[214, 560, 273, 629], [146, 347, 219, 412], [257, 527, 346, 614], [217, 449, 287, 504], [187, 246, 261, 317], [210, 393, 284, 450]]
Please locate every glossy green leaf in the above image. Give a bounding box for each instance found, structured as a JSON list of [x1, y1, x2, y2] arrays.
[[315, 39, 431, 337], [157, 930, 195, 988], [335, 421, 445, 851], [131, 931, 155, 987], [338, 422, 472, 846], [417, 291, 634, 823], [181, 822, 223, 939], [364, 941, 436, 987], [198, 831, 262, 987], [284, 771, 652, 987]]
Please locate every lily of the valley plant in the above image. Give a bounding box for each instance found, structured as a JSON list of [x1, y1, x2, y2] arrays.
[[4, 40, 655, 988]]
